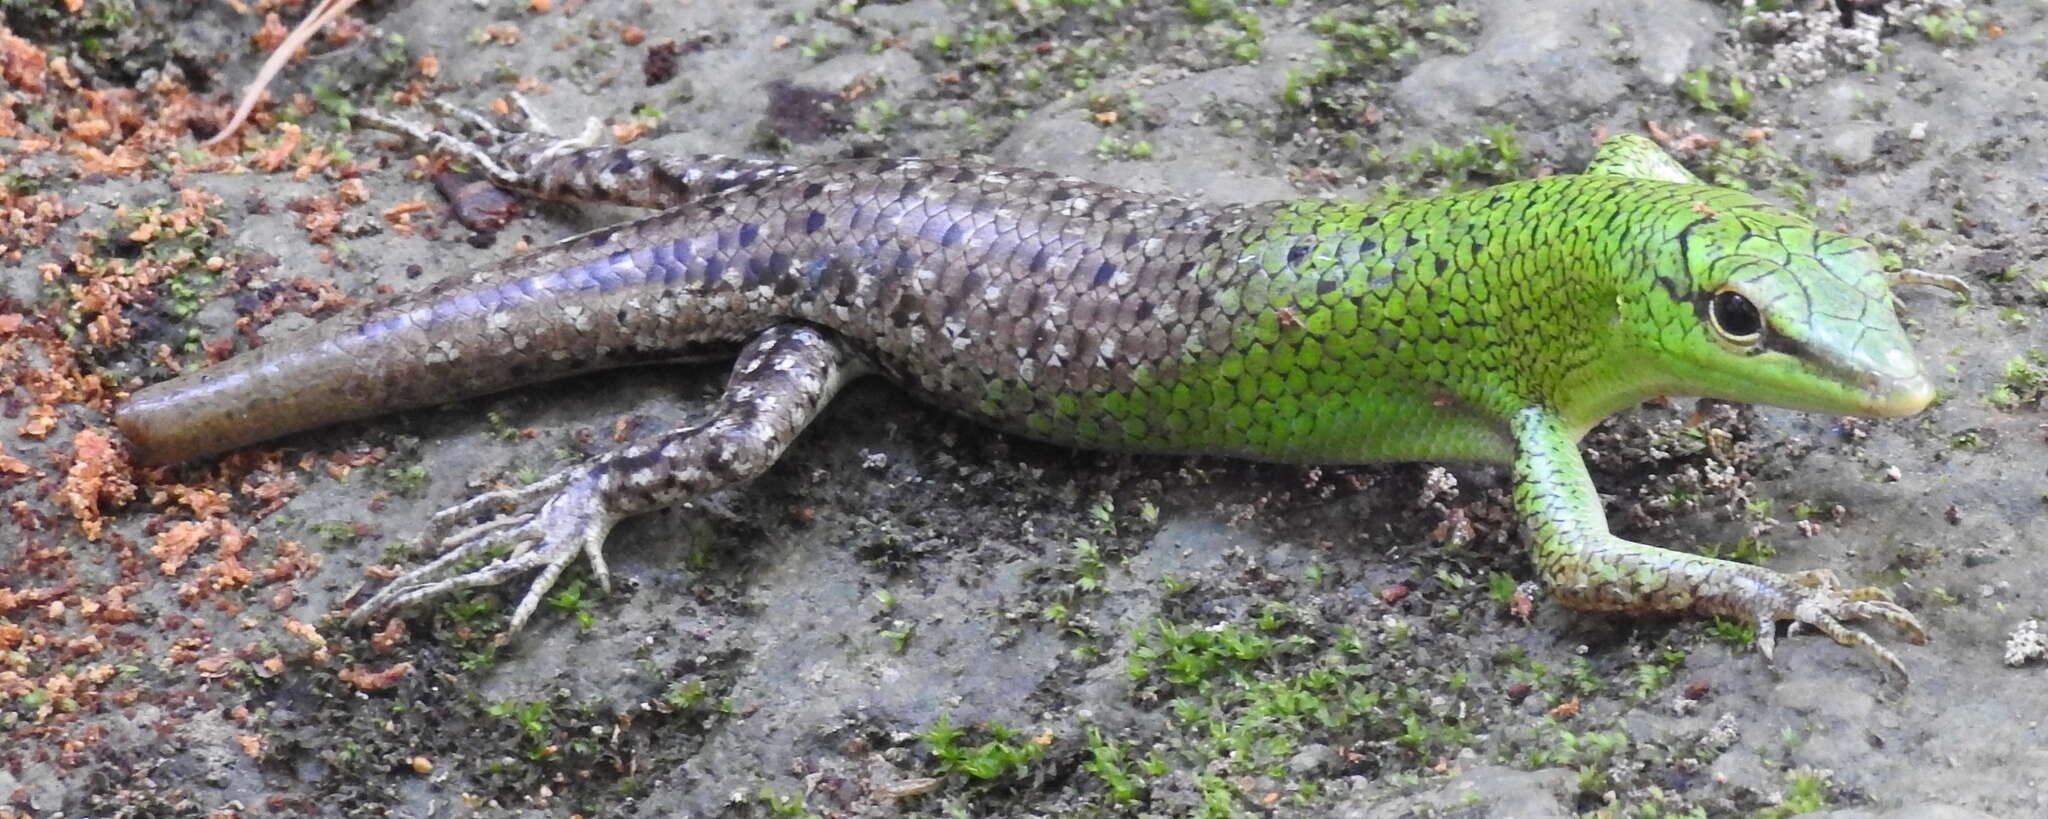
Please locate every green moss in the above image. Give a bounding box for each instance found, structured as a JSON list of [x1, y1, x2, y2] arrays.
[[1678, 66, 1753, 116], [1765, 768, 1834, 816], [1279, 3, 1477, 125], [1686, 138, 1817, 213], [483, 698, 557, 760], [1398, 123, 1527, 192], [1081, 726, 1147, 803], [1069, 538, 1107, 592], [1525, 723, 1627, 768], [1914, 8, 1990, 47], [1117, 609, 1497, 815], [1698, 536, 1776, 565], [380, 463, 432, 497], [309, 520, 367, 544], [752, 787, 817, 817], [1988, 351, 2048, 409], [1705, 616, 1757, 650], [544, 578, 598, 632], [483, 411, 525, 442], [890, 0, 1268, 151], [66, 196, 233, 363], [923, 713, 1050, 780], [1631, 650, 1687, 700]]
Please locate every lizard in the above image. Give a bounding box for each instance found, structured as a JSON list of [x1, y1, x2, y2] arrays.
[[113, 109, 1966, 681]]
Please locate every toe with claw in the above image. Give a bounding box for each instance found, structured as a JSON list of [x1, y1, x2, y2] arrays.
[[356, 95, 605, 190], [347, 465, 621, 632], [1886, 267, 1972, 312], [1751, 567, 1927, 684]]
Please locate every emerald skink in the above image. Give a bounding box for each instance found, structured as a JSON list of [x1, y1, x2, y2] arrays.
[[114, 118, 1962, 679]]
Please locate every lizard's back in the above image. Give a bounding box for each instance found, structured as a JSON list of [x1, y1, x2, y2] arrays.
[[116, 158, 1738, 466]]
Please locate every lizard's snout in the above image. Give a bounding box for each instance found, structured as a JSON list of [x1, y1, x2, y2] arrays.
[[1860, 371, 1934, 418]]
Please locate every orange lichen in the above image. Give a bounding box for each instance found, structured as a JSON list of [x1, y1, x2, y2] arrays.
[[151, 519, 220, 576], [370, 618, 408, 654], [58, 428, 135, 540], [338, 661, 413, 691], [157, 484, 233, 518], [611, 119, 651, 143], [0, 28, 48, 93], [17, 405, 56, 438], [248, 121, 304, 172], [251, 12, 290, 51], [324, 447, 386, 479]]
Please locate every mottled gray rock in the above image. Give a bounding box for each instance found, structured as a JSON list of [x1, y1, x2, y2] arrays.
[[1391, 0, 1720, 132]]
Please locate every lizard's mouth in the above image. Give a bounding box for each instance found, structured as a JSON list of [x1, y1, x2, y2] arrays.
[[1860, 372, 1935, 418]]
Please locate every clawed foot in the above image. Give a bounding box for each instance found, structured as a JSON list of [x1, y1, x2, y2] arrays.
[[1887, 268, 1972, 310], [346, 465, 619, 632], [356, 94, 604, 189], [1752, 568, 1927, 685]]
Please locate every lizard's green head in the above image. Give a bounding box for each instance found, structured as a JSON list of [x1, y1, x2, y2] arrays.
[[1646, 207, 1932, 418]]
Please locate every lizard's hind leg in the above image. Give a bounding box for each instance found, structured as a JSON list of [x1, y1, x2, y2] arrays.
[[358, 101, 798, 211], [345, 323, 873, 631]]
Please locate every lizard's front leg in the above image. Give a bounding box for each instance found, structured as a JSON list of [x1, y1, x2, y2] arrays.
[[1509, 407, 1927, 682], [346, 323, 871, 630]]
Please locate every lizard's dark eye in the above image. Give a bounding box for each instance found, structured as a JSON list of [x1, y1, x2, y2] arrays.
[[1709, 289, 1762, 344]]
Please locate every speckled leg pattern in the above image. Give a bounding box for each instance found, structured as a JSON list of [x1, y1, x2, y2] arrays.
[[346, 323, 869, 630], [1510, 408, 1927, 682], [361, 103, 799, 211]]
